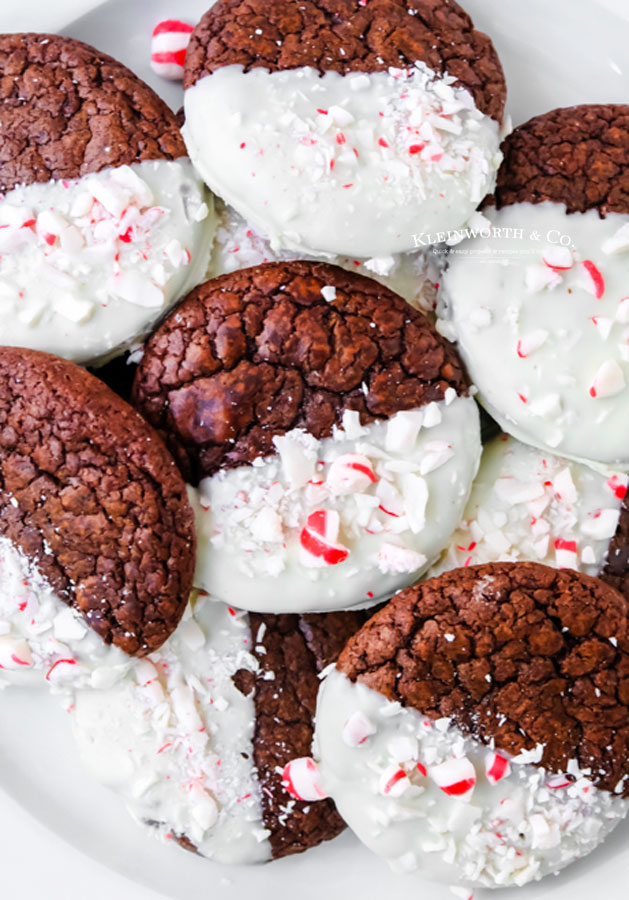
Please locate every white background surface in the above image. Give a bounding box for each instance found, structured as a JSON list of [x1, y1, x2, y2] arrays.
[[0, 2, 628, 899]]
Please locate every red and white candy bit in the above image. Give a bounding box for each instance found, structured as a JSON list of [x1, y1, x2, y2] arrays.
[[0, 637, 33, 670], [376, 478, 404, 517], [554, 537, 578, 569], [546, 774, 573, 790], [429, 757, 476, 801], [579, 260, 605, 299], [45, 658, 78, 682], [342, 710, 377, 747], [616, 297, 629, 324], [378, 764, 411, 797], [299, 509, 349, 567], [542, 246, 573, 270], [150, 19, 194, 81], [485, 752, 511, 785], [525, 263, 561, 293], [607, 474, 628, 500], [516, 329, 548, 359], [588, 359, 626, 399], [326, 453, 377, 495], [282, 757, 329, 802]]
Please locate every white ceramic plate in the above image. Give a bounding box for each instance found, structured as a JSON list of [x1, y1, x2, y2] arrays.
[[1, 1, 629, 898]]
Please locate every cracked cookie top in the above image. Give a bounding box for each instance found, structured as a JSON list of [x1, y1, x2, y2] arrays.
[[337, 561, 629, 796], [0, 32, 186, 193], [131, 260, 469, 484], [0, 348, 195, 655], [488, 104, 629, 216], [184, 0, 506, 122]]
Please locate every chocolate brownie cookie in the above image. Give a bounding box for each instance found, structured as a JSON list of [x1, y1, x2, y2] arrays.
[[315, 562, 629, 888], [0, 33, 214, 365], [72, 596, 371, 862], [0, 348, 195, 691], [132, 261, 482, 613], [490, 104, 629, 216], [440, 104, 629, 468], [182, 0, 505, 258]]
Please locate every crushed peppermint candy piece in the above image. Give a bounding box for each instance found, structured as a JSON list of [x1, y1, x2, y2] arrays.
[[299, 510, 349, 567], [516, 329, 548, 358], [379, 764, 412, 797], [554, 537, 578, 569], [542, 246, 573, 270], [589, 359, 626, 399], [326, 453, 377, 495], [0, 636, 33, 669], [525, 263, 561, 292], [581, 508, 620, 540], [602, 222, 629, 255], [342, 710, 377, 746], [151, 19, 194, 80], [578, 260, 605, 299], [485, 751, 511, 785], [429, 757, 476, 800], [282, 757, 329, 802], [615, 297, 629, 323]]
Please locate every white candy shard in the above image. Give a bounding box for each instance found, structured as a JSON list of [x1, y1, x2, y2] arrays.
[[110, 271, 164, 308], [342, 710, 377, 746], [385, 409, 424, 453], [273, 431, 316, 488], [373, 542, 427, 575], [542, 246, 573, 270], [589, 359, 626, 399], [516, 329, 548, 358], [580, 508, 621, 540], [602, 222, 629, 255], [326, 453, 377, 495], [525, 264, 561, 292]]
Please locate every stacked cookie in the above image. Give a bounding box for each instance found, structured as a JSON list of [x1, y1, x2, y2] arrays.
[[0, 2, 628, 897], [0, 34, 214, 363]]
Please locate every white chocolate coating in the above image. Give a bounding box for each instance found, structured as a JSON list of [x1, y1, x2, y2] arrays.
[[72, 596, 271, 864], [432, 435, 626, 577], [189, 396, 481, 613], [0, 537, 132, 692], [207, 200, 441, 314], [439, 202, 629, 468], [0, 159, 214, 364], [183, 64, 501, 259], [315, 669, 629, 888]]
